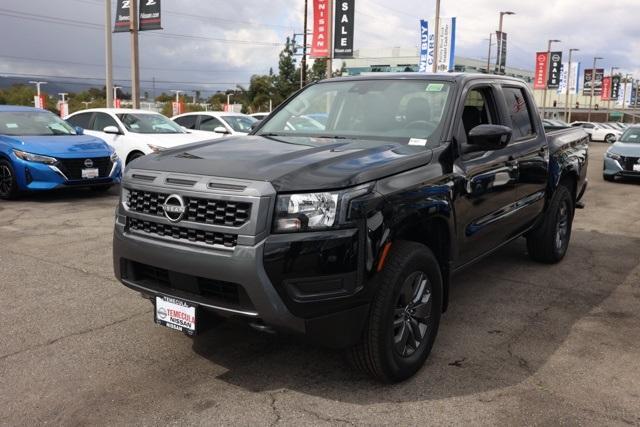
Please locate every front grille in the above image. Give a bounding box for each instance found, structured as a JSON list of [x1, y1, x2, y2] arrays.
[[126, 189, 251, 227], [57, 157, 112, 180], [125, 261, 255, 311], [622, 156, 640, 171], [127, 217, 237, 247]]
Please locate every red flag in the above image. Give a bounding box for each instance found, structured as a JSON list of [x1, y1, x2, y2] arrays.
[[534, 52, 549, 90], [601, 76, 611, 100], [310, 0, 331, 58]]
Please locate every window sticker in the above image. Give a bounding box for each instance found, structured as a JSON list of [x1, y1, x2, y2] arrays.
[[5, 123, 18, 128], [426, 83, 444, 92], [408, 138, 427, 146]]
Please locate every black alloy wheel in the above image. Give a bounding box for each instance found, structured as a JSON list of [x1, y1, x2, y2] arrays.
[[393, 271, 433, 357], [0, 160, 18, 200]]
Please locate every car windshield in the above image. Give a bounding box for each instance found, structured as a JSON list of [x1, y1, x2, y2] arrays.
[[619, 127, 640, 143], [257, 79, 452, 143], [116, 113, 185, 134], [0, 111, 77, 136], [222, 115, 257, 133]]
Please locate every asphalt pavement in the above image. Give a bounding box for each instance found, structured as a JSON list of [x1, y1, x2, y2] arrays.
[[1, 142, 639, 426]]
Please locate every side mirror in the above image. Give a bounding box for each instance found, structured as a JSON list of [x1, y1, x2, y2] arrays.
[[103, 125, 121, 135], [213, 126, 230, 134], [250, 121, 261, 130], [466, 124, 512, 152], [74, 126, 84, 135]]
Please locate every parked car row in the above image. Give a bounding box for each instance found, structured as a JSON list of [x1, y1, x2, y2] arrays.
[[570, 121, 625, 143]]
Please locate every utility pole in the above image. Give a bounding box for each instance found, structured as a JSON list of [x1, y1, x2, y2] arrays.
[[105, 0, 114, 108], [129, 0, 140, 108], [301, 0, 308, 88], [606, 66, 619, 120], [587, 56, 603, 122], [496, 11, 515, 74], [486, 33, 493, 73], [432, 0, 440, 72], [564, 48, 579, 122], [325, 0, 334, 78], [541, 39, 561, 117]]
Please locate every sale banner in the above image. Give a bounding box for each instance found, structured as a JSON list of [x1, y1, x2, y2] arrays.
[[534, 52, 548, 90], [310, 0, 331, 58]]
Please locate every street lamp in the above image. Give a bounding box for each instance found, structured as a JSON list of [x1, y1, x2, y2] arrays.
[[587, 56, 603, 121], [564, 48, 579, 122], [607, 66, 619, 120], [495, 11, 515, 74], [541, 39, 561, 117]]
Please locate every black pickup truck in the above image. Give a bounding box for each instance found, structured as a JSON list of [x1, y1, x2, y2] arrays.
[[113, 73, 588, 382]]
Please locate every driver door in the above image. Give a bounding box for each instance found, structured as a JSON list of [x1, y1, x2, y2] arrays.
[[453, 84, 522, 265]]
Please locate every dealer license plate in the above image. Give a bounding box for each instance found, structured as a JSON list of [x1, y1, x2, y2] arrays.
[[633, 164, 640, 172], [81, 168, 99, 179], [155, 296, 197, 335]]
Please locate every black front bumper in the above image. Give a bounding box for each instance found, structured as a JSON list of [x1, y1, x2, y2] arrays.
[[113, 222, 369, 348]]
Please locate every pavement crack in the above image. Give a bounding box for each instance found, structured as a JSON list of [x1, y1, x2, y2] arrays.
[[0, 309, 150, 362], [266, 390, 287, 426], [296, 407, 356, 425]]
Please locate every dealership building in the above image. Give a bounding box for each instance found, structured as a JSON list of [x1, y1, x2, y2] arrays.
[[340, 47, 534, 82]]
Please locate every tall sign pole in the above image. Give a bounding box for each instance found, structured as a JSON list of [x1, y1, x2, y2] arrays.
[[301, 0, 308, 87], [564, 48, 579, 122], [541, 39, 561, 117], [105, 0, 114, 108], [129, 0, 140, 108], [587, 56, 602, 122], [325, 0, 334, 78], [432, 0, 440, 73]]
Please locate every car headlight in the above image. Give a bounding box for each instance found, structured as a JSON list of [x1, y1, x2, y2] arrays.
[[273, 185, 372, 233], [147, 144, 166, 153], [13, 149, 57, 165], [605, 151, 622, 161]]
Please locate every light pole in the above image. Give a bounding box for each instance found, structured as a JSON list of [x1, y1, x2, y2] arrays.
[[113, 86, 122, 102], [170, 90, 183, 103], [29, 81, 47, 96], [541, 39, 561, 117], [105, 0, 113, 108], [606, 66, 619, 120], [587, 56, 603, 122], [432, 0, 441, 72], [495, 11, 515, 74], [486, 33, 493, 73], [564, 48, 579, 122], [82, 101, 91, 109]]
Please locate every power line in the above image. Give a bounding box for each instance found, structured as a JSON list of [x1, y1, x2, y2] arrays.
[[0, 71, 249, 86]]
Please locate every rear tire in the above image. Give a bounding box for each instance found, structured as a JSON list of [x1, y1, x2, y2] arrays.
[[526, 185, 574, 263], [346, 241, 443, 383], [0, 159, 19, 200]]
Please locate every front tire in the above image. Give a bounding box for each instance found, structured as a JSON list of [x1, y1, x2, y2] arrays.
[[526, 185, 574, 263], [0, 159, 19, 200], [346, 241, 443, 383], [605, 133, 616, 144]]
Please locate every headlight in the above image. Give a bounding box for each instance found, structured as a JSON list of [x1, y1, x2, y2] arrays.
[[273, 185, 372, 233], [606, 151, 622, 161], [13, 149, 57, 165], [147, 144, 166, 153]]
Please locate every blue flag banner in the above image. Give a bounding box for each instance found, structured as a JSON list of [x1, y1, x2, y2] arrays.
[[419, 20, 430, 72]]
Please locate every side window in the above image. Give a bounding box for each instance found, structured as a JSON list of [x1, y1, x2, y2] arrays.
[[199, 116, 224, 132], [66, 112, 92, 129], [502, 87, 535, 140], [461, 87, 497, 137], [583, 123, 595, 129], [92, 113, 119, 132], [174, 115, 197, 129]]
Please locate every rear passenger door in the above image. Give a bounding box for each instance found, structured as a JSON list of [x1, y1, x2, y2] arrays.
[[198, 115, 226, 137], [499, 85, 549, 230], [453, 84, 522, 265]]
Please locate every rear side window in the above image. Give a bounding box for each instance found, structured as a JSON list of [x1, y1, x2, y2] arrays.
[[92, 113, 119, 132], [174, 115, 197, 129], [199, 116, 224, 131], [502, 87, 535, 140], [66, 112, 92, 129]]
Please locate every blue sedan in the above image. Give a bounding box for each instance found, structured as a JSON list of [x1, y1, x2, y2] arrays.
[[0, 105, 122, 199]]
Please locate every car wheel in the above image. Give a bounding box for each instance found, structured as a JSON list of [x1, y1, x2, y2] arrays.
[[126, 151, 145, 165], [346, 241, 442, 383], [526, 185, 574, 264], [0, 159, 19, 200], [605, 134, 616, 144]]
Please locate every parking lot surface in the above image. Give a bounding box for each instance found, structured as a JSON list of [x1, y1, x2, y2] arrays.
[[1, 143, 639, 426]]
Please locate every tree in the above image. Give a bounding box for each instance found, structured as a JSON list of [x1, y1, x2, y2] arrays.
[[275, 36, 298, 100], [309, 59, 327, 82]]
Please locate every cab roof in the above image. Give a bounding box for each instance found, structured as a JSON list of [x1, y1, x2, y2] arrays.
[[322, 72, 526, 85], [0, 105, 45, 113]]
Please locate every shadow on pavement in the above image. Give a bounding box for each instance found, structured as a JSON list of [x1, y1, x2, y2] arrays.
[[191, 229, 640, 404]]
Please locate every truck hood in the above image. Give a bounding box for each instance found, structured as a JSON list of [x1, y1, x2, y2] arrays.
[[609, 142, 640, 156], [131, 135, 434, 191], [0, 134, 113, 157]]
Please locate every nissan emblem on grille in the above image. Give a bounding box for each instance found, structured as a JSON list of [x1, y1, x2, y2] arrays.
[[84, 159, 94, 168], [162, 194, 186, 222]]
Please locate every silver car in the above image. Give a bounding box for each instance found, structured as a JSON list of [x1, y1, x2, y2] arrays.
[[603, 126, 640, 181]]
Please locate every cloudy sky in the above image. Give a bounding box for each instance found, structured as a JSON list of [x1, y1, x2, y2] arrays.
[[1, 0, 639, 96]]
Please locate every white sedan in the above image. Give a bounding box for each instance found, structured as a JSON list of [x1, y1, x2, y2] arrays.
[[65, 108, 211, 165], [570, 121, 622, 143], [172, 112, 257, 136]]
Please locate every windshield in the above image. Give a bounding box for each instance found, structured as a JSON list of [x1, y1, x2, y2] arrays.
[[619, 127, 640, 143], [258, 80, 452, 142], [222, 115, 257, 133], [116, 113, 185, 134], [0, 111, 77, 136]]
